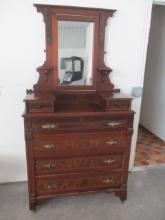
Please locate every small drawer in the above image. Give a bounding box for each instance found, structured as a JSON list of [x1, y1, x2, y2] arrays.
[[108, 101, 130, 111], [33, 132, 129, 158], [27, 103, 53, 113], [36, 172, 121, 195], [35, 154, 124, 175]]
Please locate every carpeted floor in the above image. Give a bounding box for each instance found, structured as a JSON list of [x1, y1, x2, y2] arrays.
[[0, 167, 165, 220]]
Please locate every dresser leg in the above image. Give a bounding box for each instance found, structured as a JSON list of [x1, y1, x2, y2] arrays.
[[115, 190, 127, 202], [29, 199, 37, 211]]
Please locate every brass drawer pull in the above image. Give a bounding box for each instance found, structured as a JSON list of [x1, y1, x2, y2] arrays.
[[106, 140, 118, 146], [107, 121, 121, 127], [41, 123, 56, 129], [103, 177, 113, 184], [47, 182, 56, 190], [43, 162, 55, 170], [43, 144, 55, 150], [104, 158, 115, 164]]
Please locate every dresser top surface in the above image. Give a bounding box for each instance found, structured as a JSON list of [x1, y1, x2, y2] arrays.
[[24, 92, 132, 102]]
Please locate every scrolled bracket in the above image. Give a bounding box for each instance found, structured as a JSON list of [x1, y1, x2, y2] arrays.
[[36, 62, 53, 81], [33, 62, 54, 92], [97, 65, 114, 91]]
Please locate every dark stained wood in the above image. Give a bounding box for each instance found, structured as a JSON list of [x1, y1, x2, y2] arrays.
[[32, 4, 116, 93], [23, 4, 135, 211], [35, 154, 124, 175], [36, 172, 121, 196]]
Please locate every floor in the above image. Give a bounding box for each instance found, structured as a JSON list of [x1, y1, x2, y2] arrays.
[[134, 126, 165, 166], [0, 167, 165, 220]]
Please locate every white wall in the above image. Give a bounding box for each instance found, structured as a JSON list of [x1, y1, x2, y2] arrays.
[[154, 0, 165, 5], [0, 0, 152, 183], [140, 6, 165, 141]]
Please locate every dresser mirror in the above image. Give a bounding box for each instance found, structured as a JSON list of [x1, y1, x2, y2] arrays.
[[32, 5, 116, 92], [58, 21, 94, 86]]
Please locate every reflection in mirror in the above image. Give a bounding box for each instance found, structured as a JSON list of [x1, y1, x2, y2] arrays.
[[58, 21, 94, 86]]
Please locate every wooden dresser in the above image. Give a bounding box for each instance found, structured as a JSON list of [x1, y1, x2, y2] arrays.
[[23, 4, 134, 211]]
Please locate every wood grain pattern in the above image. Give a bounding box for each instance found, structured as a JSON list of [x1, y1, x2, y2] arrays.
[[32, 132, 129, 158], [35, 154, 124, 175], [36, 172, 121, 195], [31, 118, 131, 133]]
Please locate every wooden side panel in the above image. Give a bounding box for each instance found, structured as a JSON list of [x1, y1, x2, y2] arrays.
[[24, 118, 37, 210]]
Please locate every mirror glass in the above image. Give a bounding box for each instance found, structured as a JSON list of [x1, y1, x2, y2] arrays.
[[58, 21, 94, 86]]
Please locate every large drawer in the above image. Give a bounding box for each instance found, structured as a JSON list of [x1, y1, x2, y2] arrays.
[[35, 153, 124, 175], [32, 131, 130, 158], [31, 116, 132, 133], [36, 172, 121, 196]]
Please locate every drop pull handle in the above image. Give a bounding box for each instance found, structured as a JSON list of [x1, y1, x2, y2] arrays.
[[103, 177, 113, 184], [41, 123, 56, 129], [107, 121, 121, 127], [106, 140, 118, 146], [43, 144, 55, 150], [104, 158, 115, 164], [43, 162, 55, 170], [47, 182, 56, 190]]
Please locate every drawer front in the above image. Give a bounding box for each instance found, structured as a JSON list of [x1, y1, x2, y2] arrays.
[[28, 103, 53, 113], [35, 154, 123, 175], [108, 101, 130, 111], [31, 117, 131, 133], [33, 132, 129, 158], [36, 173, 121, 195]]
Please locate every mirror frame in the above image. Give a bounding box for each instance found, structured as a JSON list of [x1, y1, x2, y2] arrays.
[[56, 17, 97, 90], [33, 4, 116, 93]]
